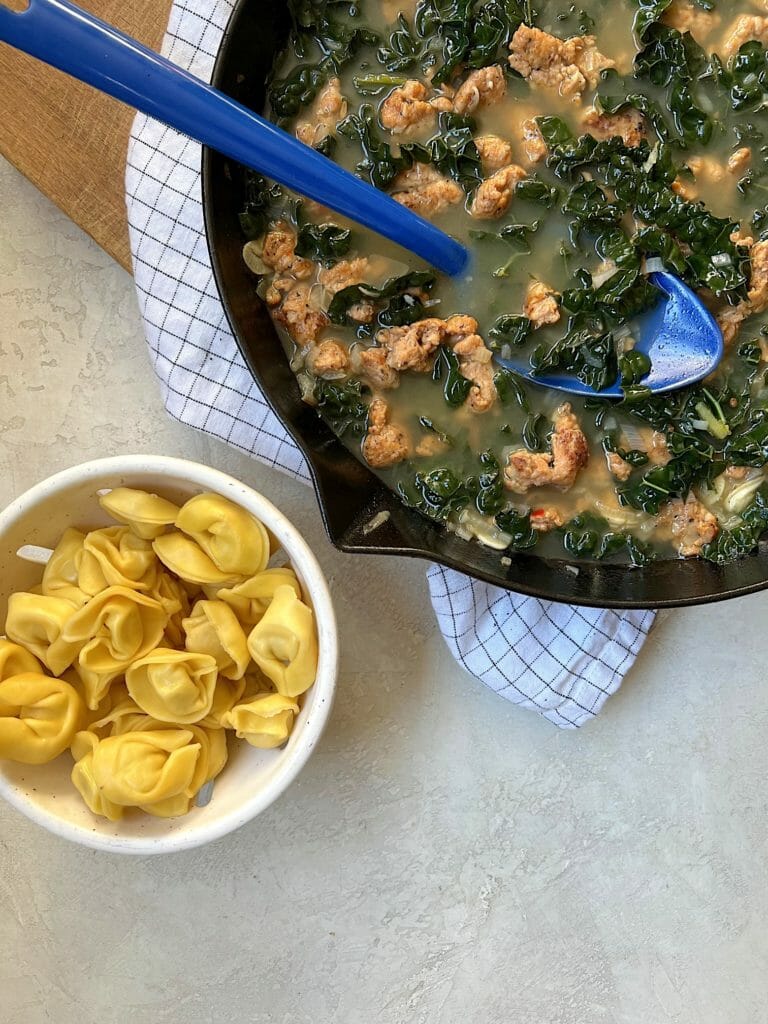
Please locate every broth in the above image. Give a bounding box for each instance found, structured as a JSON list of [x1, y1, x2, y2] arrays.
[[243, 0, 768, 565]]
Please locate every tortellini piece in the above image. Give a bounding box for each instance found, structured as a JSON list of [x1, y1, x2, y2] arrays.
[[182, 600, 249, 680], [0, 639, 43, 681], [41, 527, 88, 607], [76, 526, 158, 596], [0, 673, 84, 764], [218, 567, 302, 630], [5, 592, 80, 675], [122, 721, 228, 817], [86, 683, 140, 736], [153, 532, 240, 587], [70, 731, 125, 821], [175, 492, 270, 577], [221, 693, 299, 749], [198, 675, 246, 729], [126, 648, 218, 724], [88, 729, 201, 809], [151, 571, 192, 647], [72, 721, 227, 818], [60, 586, 168, 708], [98, 487, 180, 540], [246, 586, 318, 697]]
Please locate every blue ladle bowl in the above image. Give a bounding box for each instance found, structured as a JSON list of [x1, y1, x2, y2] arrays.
[[0, 0, 724, 394]]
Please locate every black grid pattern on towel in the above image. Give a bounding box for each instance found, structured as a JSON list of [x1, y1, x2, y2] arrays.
[[427, 567, 656, 728], [124, 0, 657, 728]]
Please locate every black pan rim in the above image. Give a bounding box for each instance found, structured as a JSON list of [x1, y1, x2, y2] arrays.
[[200, 0, 768, 610]]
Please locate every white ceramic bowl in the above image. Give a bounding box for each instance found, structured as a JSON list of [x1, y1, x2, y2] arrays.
[[0, 456, 338, 854]]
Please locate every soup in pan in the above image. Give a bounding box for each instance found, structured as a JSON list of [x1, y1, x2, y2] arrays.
[[241, 0, 768, 564]]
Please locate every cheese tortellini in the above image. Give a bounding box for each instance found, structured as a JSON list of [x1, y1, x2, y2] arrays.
[[126, 648, 218, 724], [153, 531, 239, 587], [98, 487, 180, 540], [0, 639, 43, 681], [0, 673, 84, 764], [221, 693, 299, 749], [247, 586, 318, 697], [61, 586, 169, 708], [2, 485, 319, 820], [182, 600, 249, 680], [218, 567, 302, 630], [5, 592, 80, 675], [77, 526, 158, 596], [41, 528, 88, 607], [175, 493, 270, 577]]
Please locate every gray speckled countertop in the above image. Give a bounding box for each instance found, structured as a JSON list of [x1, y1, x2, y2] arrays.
[[1, 156, 766, 1024]]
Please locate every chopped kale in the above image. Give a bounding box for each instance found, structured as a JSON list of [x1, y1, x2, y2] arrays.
[[432, 346, 473, 406], [476, 450, 505, 515], [313, 378, 370, 437], [399, 467, 472, 521], [327, 270, 435, 326], [561, 513, 656, 564], [429, 113, 484, 193], [494, 507, 538, 550], [238, 172, 283, 240], [295, 223, 352, 264], [376, 13, 427, 71], [469, 221, 540, 277], [488, 314, 532, 350]]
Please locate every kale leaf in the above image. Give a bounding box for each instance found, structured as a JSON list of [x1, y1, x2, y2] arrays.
[[313, 378, 370, 437], [399, 467, 473, 521], [469, 221, 540, 277], [295, 223, 352, 264], [238, 172, 284, 240], [476, 450, 505, 515], [488, 314, 532, 350], [494, 507, 538, 550], [432, 346, 473, 406], [377, 13, 427, 71], [327, 270, 435, 326]]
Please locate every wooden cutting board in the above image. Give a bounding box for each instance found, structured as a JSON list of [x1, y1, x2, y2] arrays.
[[0, 0, 171, 271]]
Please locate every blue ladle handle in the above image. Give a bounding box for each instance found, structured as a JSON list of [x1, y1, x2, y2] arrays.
[[0, 0, 469, 276]]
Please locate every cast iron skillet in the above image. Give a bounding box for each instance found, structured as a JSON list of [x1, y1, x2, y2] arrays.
[[201, 0, 768, 608]]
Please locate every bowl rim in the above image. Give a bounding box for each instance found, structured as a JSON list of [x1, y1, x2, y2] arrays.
[[0, 454, 338, 854]]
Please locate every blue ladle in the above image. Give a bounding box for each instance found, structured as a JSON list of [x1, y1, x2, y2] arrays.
[[0, 0, 724, 396]]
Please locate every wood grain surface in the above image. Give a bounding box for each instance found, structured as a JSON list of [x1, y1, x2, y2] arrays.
[[0, 0, 171, 270]]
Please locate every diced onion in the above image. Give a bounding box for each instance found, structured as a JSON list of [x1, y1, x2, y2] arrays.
[[457, 508, 513, 550], [620, 421, 645, 449], [591, 262, 619, 288], [242, 240, 268, 275], [725, 476, 764, 513], [564, 564, 580, 576], [500, 343, 512, 360], [362, 510, 391, 535], [712, 252, 733, 267], [643, 143, 659, 172], [698, 92, 715, 112], [297, 372, 316, 404]]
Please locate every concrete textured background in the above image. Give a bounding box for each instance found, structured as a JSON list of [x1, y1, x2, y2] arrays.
[[0, 156, 767, 1023]]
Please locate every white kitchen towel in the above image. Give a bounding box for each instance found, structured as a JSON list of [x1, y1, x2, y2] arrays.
[[124, 0, 656, 728]]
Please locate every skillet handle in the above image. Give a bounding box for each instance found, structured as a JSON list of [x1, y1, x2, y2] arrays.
[[0, 0, 468, 275]]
